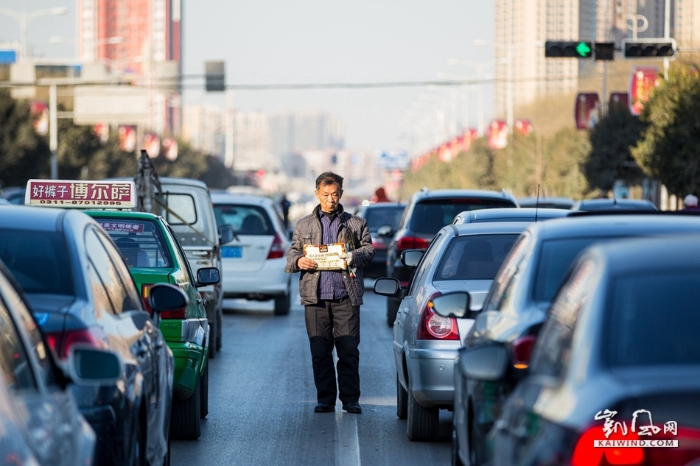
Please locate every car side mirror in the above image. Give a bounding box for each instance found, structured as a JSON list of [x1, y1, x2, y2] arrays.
[[430, 292, 471, 318], [377, 224, 394, 237], [458, 343, 509, 381], [219, 224, 234, 244], [196, 267, 220, 287], [68, 346, 122, 385], [401, 249, 423, 268], [149, 283, 189, 314], [373, 277, 402, 297]]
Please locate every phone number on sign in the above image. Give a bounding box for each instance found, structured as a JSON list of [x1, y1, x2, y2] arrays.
[[36, 200, 127, 205]]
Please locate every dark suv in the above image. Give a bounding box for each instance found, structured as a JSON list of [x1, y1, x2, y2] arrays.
[[383, 188, 518, 325]]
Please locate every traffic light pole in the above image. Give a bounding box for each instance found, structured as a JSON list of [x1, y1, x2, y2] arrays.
[[664, 0, 670, 79]]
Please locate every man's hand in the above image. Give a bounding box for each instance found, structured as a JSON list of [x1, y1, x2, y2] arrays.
[[297, 257, 317, 271]]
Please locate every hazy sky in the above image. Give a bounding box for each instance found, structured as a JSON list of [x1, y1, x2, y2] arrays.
[[0, 0, 495, 151]]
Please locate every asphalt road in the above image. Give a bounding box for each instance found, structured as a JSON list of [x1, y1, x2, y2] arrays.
[[171, 279, 452, 466]]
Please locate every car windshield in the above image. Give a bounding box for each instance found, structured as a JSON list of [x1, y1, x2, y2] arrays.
[[364, 206, 404, 232], [604, 272, 700, 367], [434, 234, 519, 280], [410, 198, 515, 235], [0, 229, 74, 295], [532, 237, 600, 302], [214, 204, 275, 235], [96, 219, 173, 268]]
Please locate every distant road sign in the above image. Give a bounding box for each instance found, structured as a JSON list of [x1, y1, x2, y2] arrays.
[[376, 151, 409, 170]]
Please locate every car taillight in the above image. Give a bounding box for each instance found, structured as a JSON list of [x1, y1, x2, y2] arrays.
[[267, 233, 286, 259], [511, 335, 536, 369], [395, 236, 429, 251], [571, 425, 700, 466], [417, 293, 460, 340], [142, 284, 154, 314], [371, 236, 386, 250], [45, 328, 101, 360]]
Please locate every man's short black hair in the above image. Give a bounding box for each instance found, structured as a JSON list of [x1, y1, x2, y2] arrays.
[[315, 172, 344, 191]]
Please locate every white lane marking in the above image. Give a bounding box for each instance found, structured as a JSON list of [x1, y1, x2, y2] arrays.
[[335, 411, 361, 466]]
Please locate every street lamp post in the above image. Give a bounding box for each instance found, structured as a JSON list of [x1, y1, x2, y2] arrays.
[[0, 7, 68, 60]]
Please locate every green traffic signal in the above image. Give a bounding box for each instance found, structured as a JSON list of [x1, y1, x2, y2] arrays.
[[575, 42, 591, 57], [545, 41, 593, 58]]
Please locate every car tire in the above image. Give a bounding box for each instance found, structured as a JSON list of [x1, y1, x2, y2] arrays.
[[170, 376, 202, 440], [470, 407, 482, 466], [452, 419, 465, 466], [407, 384, 439, 441], [387, 297, 400, 327], [216, 309, 223, 351], [397, 374, 408, 419], [208, 317, 216, 359], [274, 292, 290, 316], [200, 360, 209, 419], [163, 426, 171, 466], [129, 414, 146, 466]]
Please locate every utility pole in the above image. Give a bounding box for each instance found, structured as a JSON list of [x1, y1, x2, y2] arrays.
[[49, 83, 58, 179], [663, 0, 671, 79]]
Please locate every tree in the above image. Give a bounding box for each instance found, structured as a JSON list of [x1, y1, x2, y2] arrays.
[[632, 65, 700, 196], [198, 155, 237, 190], [584, 107, 646, 192], [0, 89, 50, 187]]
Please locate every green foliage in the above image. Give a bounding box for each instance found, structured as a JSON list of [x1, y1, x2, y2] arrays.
[[198, 155, 237, 189], [632, 65, 700, 197], [152, 139, 207, 179], [0, 89, 50, 187], [402, 129, 590, 200], [584, 107, 646, 192]]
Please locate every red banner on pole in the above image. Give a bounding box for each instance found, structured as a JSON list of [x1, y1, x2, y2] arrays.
[[574, 93, 600, 130], [514, 119, 533, 136], [629, 67, 660, 116], [487, 120, 508, 149], [609, 92, 629, 111]]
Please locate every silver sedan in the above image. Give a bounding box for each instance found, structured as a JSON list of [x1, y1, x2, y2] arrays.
[[374, 222, 527, 441]]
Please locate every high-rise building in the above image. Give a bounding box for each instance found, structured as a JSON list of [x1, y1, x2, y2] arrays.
[[182, 106, 225, 159], [230, 111, 276, 172], [77, 0, 182, 135], [675, 0, 700, 49], [269, 109, 346, 157]]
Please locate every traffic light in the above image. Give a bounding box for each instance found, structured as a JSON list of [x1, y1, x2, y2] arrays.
[[621, 38, 676, 58], [544, 41, 593, 58], [594, 42, 615, 60], [205, 61, 225, 92]]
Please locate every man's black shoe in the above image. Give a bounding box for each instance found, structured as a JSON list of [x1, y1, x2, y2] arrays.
[[314, 402, 334, 413], [342, 402, 362, 414]]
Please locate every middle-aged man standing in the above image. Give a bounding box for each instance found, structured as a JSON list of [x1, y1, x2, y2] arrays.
[[285, 172, 375, 414]]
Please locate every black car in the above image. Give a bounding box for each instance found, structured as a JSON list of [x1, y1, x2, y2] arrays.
[[384, 189, 518, 326], [355, 202, 406, 278], [486, 237, 700, 465], [0, 258, 122, 466], [431, 214, 700, 466], [0, 206, 175, 466]]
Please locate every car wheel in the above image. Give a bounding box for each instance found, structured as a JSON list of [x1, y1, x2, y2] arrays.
[[200, 360, 209, 419], [469, 406, 481, 466], [170, 375, 202, 440], [130, 414, 146, 466], [452, 418, 465, 466], [216, 309, 223, 351], [396, 374, 408, 419], [407, 384, 438, 441], [387, 297, 400, 327], [274, 292, 290, 316], [163, 426, 171, 466]]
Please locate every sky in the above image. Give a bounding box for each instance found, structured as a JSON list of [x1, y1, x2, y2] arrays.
[[0, 0, 495, 151]]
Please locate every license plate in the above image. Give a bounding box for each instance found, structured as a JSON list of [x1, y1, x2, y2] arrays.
[[221, 246, 242, 258]]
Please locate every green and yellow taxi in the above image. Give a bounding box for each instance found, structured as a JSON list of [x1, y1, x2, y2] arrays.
[[86, 210, 219, 440]]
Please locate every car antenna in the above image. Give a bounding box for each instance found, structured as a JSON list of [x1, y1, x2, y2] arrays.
[[535, 184, 540, 222]]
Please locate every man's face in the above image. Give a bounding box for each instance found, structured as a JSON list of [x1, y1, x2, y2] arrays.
[[316, 182, 343, 213]]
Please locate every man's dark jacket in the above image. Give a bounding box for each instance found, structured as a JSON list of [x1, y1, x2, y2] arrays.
[[285, 205, 375, 306]]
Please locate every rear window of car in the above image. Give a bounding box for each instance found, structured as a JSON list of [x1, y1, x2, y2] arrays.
[[0, 230, 74, 295], [410, 198, 516, 235], [364, 206, 405, 232], [434, 234, 519, 280], [97, 219, 173, 268], [161, 193, 197, 225], [604, 272, 700, 367], [214, 204, 275, 235], [532, 237, 600, 302]]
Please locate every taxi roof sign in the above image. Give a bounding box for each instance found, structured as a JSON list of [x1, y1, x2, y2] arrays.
[[25, 180, 136, 208]]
